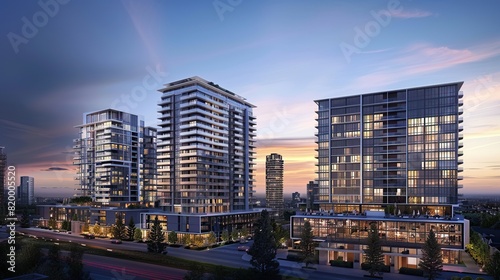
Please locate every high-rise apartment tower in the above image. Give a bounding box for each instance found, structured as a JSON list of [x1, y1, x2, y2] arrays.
[[156, 77, 256, 214], [266, 153, 284, 216], [314, 82, 464, 215], [74, 109, 157, 205], [290, 82, 467, 268]]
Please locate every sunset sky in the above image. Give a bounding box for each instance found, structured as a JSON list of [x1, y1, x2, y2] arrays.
[[1, 1, 499, 197]]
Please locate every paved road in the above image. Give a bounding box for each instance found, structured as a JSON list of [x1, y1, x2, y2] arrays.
[[17, 228, 493, 280], [84, 253, 186, 280]]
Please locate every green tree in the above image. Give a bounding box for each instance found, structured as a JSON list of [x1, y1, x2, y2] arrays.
[[248, 210, 280, 280], [112, 215, 127, 240], [273, 222, 289, 249], [82, 221, 89, 233], [419, 229, 443, 280], [182, 234, 191, 245], [134, 228, 143, 241], [300, 220, 315, 267], [65, 220, 72, 231], [207, 231, 217, 245], [193, 235, 205, 247], [221, 229, 229, 243], [168, 231, 178, 244], [364, 223, 384, 277], [62, 220, 69, 231], [20, 208, 30, 228], [93, 223, 101, 236], [231, 229, 239, 241], [485, 251, 500, 280], [241, 226, 249, 239], [48, 217, 57, 229], [69, 196, 92, 205], [127, 217, 136, 241], [147, 216, 166, 253]]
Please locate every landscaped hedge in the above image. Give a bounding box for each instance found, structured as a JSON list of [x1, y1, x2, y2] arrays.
[[398, 267, 424, 276], [361, 263, 390, 272], [330, 259, 353, 268]]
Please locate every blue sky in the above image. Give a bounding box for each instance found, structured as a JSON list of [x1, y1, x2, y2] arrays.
[[1, 0, 499, 196]]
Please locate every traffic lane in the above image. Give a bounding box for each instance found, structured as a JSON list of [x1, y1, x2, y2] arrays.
[[83, 252, 186, 280], [17, 228, 147, 251]]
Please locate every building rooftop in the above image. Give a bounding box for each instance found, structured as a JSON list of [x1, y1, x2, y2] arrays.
[[294, 210, 465, 223], [158, 76, 256, 108]]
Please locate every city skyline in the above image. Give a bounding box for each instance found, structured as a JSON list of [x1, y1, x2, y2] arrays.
[[1, 1, 499, 197]]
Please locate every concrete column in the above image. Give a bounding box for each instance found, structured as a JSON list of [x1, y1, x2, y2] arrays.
[[318, 250, 329, 265]]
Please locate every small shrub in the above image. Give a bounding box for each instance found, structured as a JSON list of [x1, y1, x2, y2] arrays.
[[399, 267, 424, 276], [451, 277, 461, 280], [461, 277, 473, 280], [361, 263, 390, 272], [475, 277, 485, 280], [329, 259, 353, 268]]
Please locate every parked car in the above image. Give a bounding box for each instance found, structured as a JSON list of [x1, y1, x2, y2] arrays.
[[111, 239, 122, 244], [82, 234, 95, 239], [237, 245, 249, 252]]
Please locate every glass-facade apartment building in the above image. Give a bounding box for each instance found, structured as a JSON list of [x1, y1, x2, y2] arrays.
[[74, 109, 157, 206], [291, 82, 467, 270], [156, 77, 256, 214], [314, 82, 463, 214]]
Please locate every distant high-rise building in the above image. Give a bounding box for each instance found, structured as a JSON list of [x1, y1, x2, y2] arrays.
[[292, 192, 301, 202], [156, 76, 256, 214], [266, 153, 284, 216], [306, 180, 318, 210], [74, 109, 157, 206], [18, 176, 34, 206], [0, 147, 6, 215]]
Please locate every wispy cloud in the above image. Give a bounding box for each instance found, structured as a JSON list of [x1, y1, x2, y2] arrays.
[[354, 41, 500, 88], [392, 9, 434, 19], [0, 119, 50, 139]]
